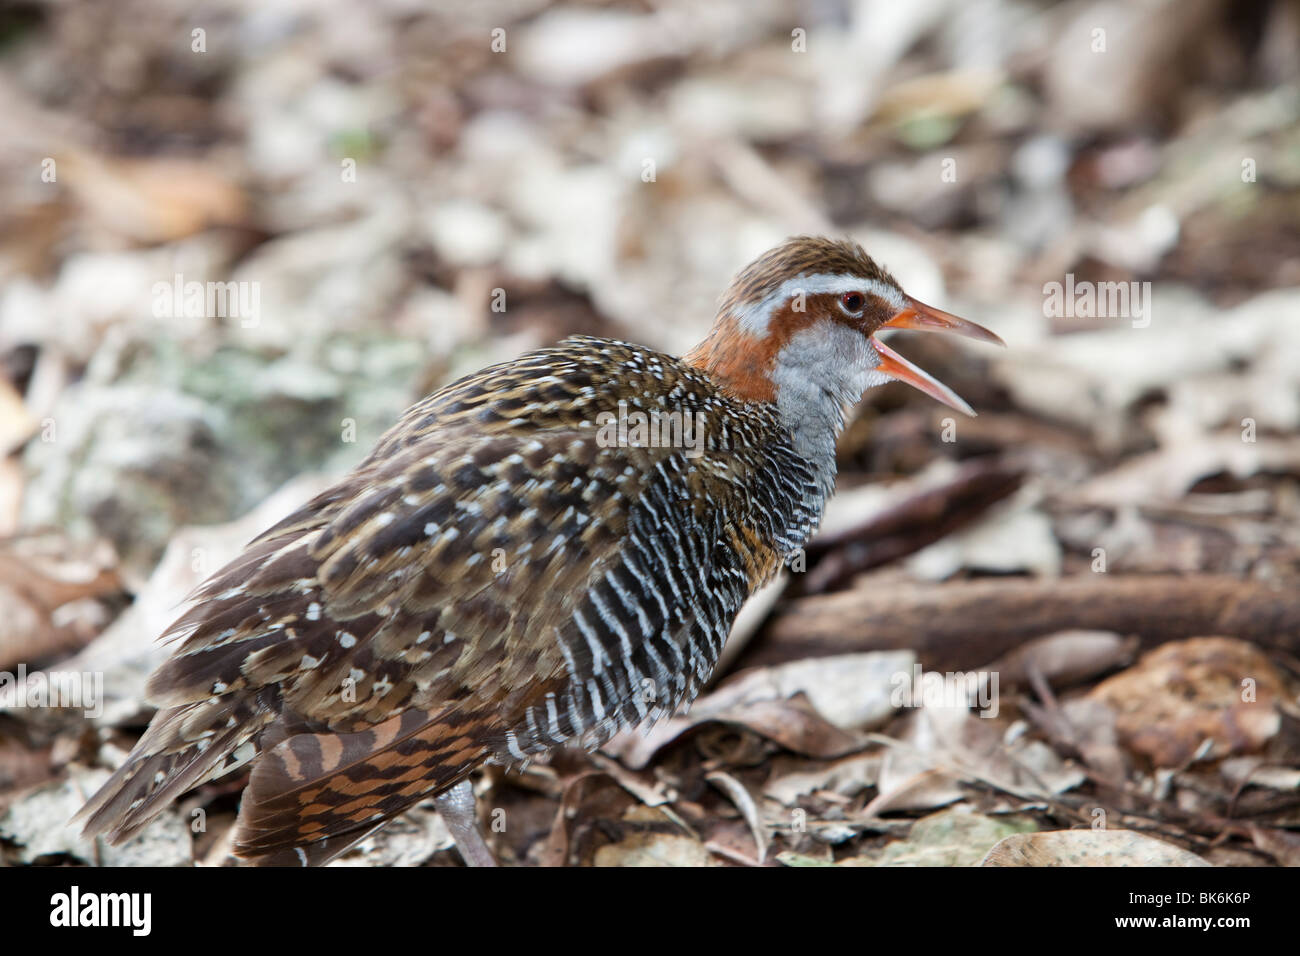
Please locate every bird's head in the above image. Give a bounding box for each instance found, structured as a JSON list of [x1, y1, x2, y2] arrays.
[[685, 236, 1003, 417]]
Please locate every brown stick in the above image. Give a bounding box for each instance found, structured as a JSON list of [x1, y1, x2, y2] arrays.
[[801, 458, 1023, 593], [745, 574, 1300, 673]]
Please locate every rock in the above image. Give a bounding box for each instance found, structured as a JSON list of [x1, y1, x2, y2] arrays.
[[21, 332, 425, 578], [1088, 637, 1289, 767], [22, 384, 233, 576]]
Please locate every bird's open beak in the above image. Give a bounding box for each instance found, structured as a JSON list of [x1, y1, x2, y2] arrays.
[[870, 295, 1005, 417]]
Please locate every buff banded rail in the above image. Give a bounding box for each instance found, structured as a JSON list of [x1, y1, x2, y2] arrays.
[[76, 236, 1003, 866]]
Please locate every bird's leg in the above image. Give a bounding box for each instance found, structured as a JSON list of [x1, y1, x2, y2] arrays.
[[434, 779, 497, 867]]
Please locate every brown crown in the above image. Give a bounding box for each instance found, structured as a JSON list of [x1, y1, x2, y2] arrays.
[[718, 236, 901, 314]]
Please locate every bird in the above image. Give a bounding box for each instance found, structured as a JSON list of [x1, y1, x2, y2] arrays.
[[74, 235, 1003, 866]]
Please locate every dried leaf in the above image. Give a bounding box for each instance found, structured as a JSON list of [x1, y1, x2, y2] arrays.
[[843, 807, 1036, 866], [705, 771, 768, 862], [593, 833, 717, 867], [1, 767, 190, 866], [980, 830, 1210, 867]]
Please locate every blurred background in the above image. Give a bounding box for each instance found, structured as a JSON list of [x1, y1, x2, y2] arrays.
[[0, 0, 1298, 866]]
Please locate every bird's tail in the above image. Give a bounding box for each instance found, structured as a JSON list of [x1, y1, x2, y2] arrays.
[[231, 704, 491, 866], [72, 691, 275, 845]]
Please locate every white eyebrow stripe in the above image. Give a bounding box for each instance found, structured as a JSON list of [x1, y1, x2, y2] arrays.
[[734, 274, 904, 335]]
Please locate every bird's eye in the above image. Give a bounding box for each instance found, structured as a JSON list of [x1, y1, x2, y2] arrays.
[[841, 292, 865, 313]]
